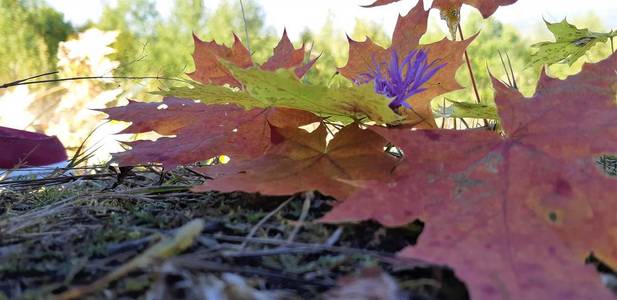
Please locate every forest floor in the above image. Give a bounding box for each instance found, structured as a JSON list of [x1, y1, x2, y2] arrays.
[[0, 165, 470, 300]]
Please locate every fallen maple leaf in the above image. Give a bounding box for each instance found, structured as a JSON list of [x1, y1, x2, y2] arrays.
[[189, 30, 316, 87], [100, 97, 318, 167], [339, 0, 474, 128], [322, 53, 617, 299], [161, 64, 402, 125], [194, 124, 398, 200], [103, 29, 326, 167], [188, 33, 253, 87], [261, 29, 318, 78]]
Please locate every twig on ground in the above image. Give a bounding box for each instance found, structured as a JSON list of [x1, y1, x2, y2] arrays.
[[286, 191, 314, 244], [240, 195, 295, 250]]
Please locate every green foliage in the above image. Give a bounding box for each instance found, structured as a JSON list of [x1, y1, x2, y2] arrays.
[[0, 0, 73, 83], [447, 13, 539, 104], [203, 0, 277, 63], [160, 84, 260, 109], [162, 64, 401, 124], [95, 0, 280, 99], [539, 14, 615, 79], [441, 98, 498, 120], [299, 15, 391, 86], [530, 19, 616, 66], [97, 0, 197, 79]]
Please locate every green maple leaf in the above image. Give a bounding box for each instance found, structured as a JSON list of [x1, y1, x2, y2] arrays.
[[531, 19, 616, 66], [161, 84, 263, 110], [436, 98, 498, 120], [159, 62, 402, 125]]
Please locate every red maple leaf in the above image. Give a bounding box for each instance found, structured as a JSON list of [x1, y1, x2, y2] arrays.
[[194, 124, 398, 200], [361, 0, 400, 8], [100, 97, 318, 168], [103, 30, 320, 168], [321, 53, 617, 299], [339, 0, 474, 128], [261, 29, 318, 78], [188, 33, 253, 87], [362, 0, 517, 18], [189, 30, 317, 87]]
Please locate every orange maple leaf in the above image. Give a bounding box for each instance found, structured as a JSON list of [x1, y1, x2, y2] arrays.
[[188, 30, 317, 87], [339, 0, 474, 128]]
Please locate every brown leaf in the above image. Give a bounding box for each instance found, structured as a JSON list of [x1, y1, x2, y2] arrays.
[[194, 124, 398, 200]]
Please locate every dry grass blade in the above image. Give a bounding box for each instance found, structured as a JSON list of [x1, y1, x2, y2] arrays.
[[239, 194, 295, 250], [1, 165, 470, 299], [54, 219, 205, 300], [286, 191, 314, 244]]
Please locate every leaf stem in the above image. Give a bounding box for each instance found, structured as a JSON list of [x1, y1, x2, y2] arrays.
[[458, 23, 488, 127], [457, 23, 481, 105], [0, 73, 189, 89]]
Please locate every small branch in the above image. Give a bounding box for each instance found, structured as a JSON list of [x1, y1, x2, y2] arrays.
[[286, 191, 313, 244], [0, 74, 189, 89], [441, 98, 447, 128], [239, 0, 252, 56], [240, 195, 295, 250]]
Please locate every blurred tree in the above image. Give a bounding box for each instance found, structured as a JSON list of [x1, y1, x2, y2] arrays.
[[454, 13, 539, 103], [350, 18, 390, 48], [0, 0, 73, 84], [95, 0, 280, 98], [300, 15, 391, 86], [30, 5, 74, 60], [97, 0, 163, 76], [299, 14, 345, 86], [150, 0, 209, 77], [202, 0, 277, 63], [416, 12, 538, 116], [436, 13, 613, 111]]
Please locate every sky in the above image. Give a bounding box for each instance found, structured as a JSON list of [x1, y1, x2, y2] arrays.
[[46, 0, 617, 39]]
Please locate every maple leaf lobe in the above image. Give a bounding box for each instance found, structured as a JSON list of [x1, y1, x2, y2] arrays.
[[322, 52, 617, 299]]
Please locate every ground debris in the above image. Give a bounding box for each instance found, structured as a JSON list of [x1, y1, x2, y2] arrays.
[[0, 165, 468, 299]]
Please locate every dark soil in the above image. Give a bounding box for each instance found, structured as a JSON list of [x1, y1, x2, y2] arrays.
[[0, 165, 472, 299]]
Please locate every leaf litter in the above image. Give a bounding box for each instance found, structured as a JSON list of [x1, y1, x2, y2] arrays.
[[0, 165, 470, 299]]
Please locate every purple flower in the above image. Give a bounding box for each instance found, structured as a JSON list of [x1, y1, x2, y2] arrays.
[[360, 49, 446, 110]]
